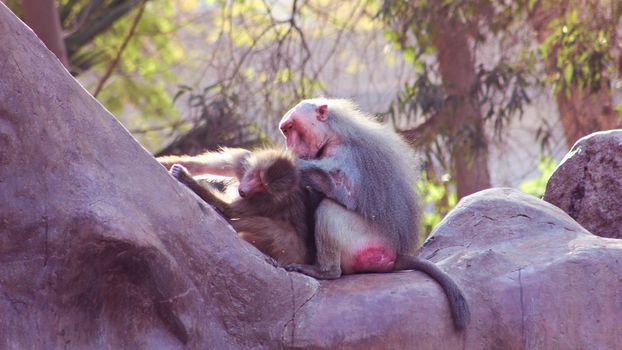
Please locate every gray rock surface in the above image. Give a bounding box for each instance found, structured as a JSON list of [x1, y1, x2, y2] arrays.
[[2, 4, 622, 349], [0, 5, 316, 348], [289, 188, 622, 349], [544, 130, 622, 239]]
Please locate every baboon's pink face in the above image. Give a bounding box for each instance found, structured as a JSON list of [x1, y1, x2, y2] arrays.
[[279, 102, 331, 160], [238, 169, 265, 198]]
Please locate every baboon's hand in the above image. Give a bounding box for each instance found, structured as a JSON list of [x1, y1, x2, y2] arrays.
[[170, 164, 190, 180], [265, 256, 279, 268]]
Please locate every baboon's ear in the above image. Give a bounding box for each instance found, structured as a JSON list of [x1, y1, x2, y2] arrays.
[[315, 104, 328, 121], [265, 158, 296, 181]]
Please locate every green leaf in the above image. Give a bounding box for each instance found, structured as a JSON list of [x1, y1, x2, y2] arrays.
[[403, 47, 416, 64], [384, 30, 398, 43], [563, 65, 573, 85]]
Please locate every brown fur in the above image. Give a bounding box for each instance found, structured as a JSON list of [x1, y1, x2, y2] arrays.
[[162, 148, 314, 266], [158, 147, 251, 178]]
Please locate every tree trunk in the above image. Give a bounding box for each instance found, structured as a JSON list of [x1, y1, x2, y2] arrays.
[[21, 0, 69, 67], [555, 85, 620, 147], [432, 18, 492, 199]]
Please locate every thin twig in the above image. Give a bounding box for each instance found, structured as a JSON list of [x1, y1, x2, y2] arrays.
[[130, 119, 190, 134], [93, 0, 147, 98]]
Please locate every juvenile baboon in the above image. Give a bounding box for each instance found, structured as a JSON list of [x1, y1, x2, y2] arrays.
[[279, 98, 470, 330], [162, 148, 318, 266]]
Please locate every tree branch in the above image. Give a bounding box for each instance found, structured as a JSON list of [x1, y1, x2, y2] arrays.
[[93, 0, 146, 98], [398, 113, 446, 147]]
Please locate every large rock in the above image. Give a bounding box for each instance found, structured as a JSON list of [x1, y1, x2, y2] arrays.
[[289, 188, 622, 349], [0, 5, 317, 348], [544, 130, 622, 239], [2, 4, 622, 349]]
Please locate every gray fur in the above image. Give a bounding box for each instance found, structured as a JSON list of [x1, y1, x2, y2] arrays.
[[287, 99, 471, 330], [297, 98, 421, 253]]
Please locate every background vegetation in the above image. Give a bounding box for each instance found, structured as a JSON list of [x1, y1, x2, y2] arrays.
[[7, 0, 621, 238]]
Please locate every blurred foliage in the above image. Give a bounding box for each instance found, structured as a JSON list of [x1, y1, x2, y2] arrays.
[[527, 1, 622, 148], [382, 1, 535, 143], [75, 1, 186, 125], [4, 0, 21, 15], [59, 0, 144, 74], [388, 63, 533, 169], [381, 0, 536, 220], [519, 156, 558, 198], [152, 0, 386, 153], [6, 0, 190, 146], [383, 0, 621, 228], [417, 171, 457, 241], [542, 12, 609, 95], [537, 3, 621, 96], [154, 83, 271, 156]]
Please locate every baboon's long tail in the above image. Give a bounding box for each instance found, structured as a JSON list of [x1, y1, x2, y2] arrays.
[[394, 255, 470, 330]]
